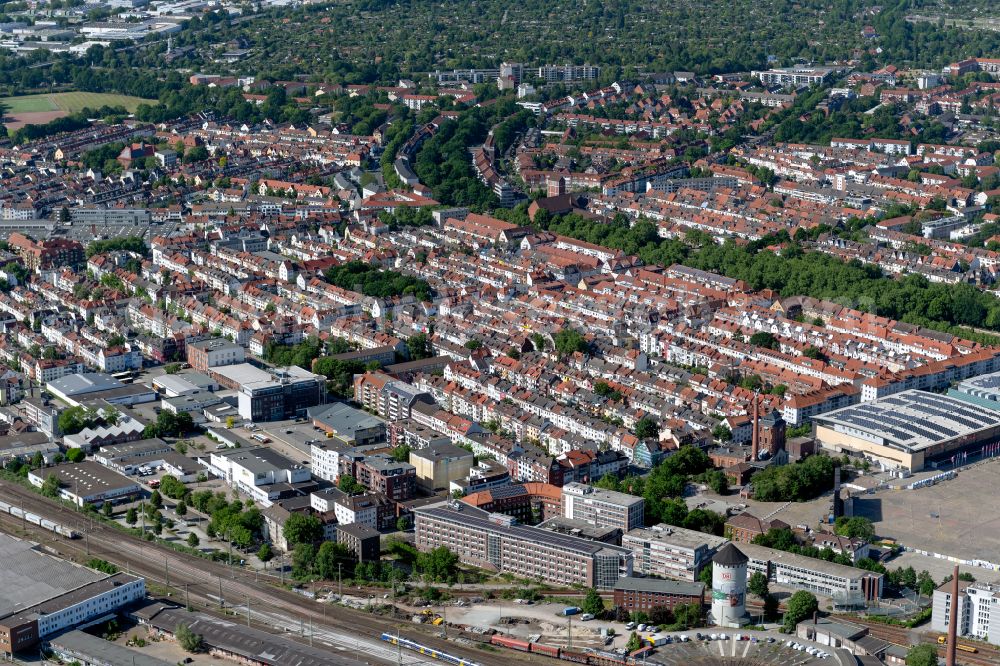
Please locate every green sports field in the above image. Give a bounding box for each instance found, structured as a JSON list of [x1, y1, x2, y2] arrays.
[[1, 91, 156, 115]]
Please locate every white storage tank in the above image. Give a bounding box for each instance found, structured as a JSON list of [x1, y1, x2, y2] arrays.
[[710, 543, 750, 628]]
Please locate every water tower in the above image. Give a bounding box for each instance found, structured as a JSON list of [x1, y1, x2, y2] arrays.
[[710, 543, 750, 628]]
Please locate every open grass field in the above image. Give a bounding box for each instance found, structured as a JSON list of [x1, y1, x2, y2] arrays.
[[2, 91, 155, 114], [1, 91, 156, 130]]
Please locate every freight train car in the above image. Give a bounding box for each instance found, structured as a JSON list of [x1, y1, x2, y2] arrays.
[[0, 498, 79, 538]]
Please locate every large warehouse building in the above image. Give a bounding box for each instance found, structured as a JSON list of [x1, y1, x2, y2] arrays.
[[0, 534, 145, 656], [813, 389, 1000, 472]]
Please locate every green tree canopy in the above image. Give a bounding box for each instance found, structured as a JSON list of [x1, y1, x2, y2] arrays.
[[582, 588, 605, 616], [783, 591, 819, 632], [553, 328, 590, 356], [904, 644, 938, 666], [176, 623, 203, 652], [283, 513, 323, 546], [834, 516, 875, 542], [415, 545, 459, 583]]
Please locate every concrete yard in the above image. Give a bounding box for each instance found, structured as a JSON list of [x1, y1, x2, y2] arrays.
[[438, 601, 617, 649], [851, 459, 1000, 567]]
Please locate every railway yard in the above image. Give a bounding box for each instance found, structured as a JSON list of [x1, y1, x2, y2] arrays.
[[0, 480, 993, 666], [0, 480, 540, 666]]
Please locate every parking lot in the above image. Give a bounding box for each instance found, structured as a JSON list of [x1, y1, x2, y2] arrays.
[[853, 459, 1000, 564]]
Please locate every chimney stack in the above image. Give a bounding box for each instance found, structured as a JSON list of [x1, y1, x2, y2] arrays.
[[946, 564, 959, 666], [750, 392, 760, 461]]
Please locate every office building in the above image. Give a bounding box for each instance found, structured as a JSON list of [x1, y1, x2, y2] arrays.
[[623, 523, 727, 582], [414, 500, 633, 589], [410, 441, 474, 492], [213, 364, 323, 422], [561, 482, 644, 532], [0, 533, 146, 656], [737, 542, 883, 605], [186, 338, 246, 372], [613, 578, 705, 613], [932, 580, 1000, 645], [813, 389, 1000, 472], [537, 516, 622, 544]]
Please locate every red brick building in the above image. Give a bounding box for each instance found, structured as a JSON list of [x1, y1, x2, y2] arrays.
[[613, 578, 705, 613], [7, 233, 84, 271], [724, 512, 790, 543]]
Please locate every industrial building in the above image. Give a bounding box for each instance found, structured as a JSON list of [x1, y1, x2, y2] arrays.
[[623, 523, 727, 582], [813, 389, 1000, 472], [28, 461, 141, 507], [47, 630, 174, 666], [308, 402, 386, 447], [413, 500, 633, 589], [952, 369, 1000, 410], [0, 533, 146, 656], [134, 603, 354, 666], [208, 447, 311, 502], [46, 373, 157, 407]]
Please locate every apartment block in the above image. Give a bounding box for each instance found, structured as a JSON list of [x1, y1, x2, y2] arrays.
[[186, 338, 246, 372], [354, 371, 434, 421], [339, 452, 416, 501]]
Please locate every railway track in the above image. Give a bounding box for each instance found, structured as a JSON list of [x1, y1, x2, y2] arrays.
[[835, 615, 999, 666], [0, 481, 540, 666]]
